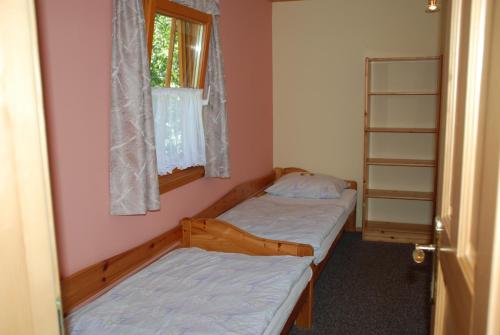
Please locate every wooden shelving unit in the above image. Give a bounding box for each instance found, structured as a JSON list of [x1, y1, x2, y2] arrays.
[[362, 56, 442, 244]]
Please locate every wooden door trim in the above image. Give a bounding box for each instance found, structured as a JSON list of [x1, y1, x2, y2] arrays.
[[1, 0, 61, 333], [456, 0, 491, 268], [471, 1, 500, 333]]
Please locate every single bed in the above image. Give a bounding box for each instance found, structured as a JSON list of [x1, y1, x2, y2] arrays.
[[66, 248, 313, 335], [62, 224, 315, 335], [182, 167, 357, 280]]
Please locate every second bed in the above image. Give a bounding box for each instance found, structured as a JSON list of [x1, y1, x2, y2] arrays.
[[182, 167, 357, 279]]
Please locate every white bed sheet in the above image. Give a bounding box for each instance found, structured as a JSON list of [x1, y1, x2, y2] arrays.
[[66, 248, 314, 335], [218, 189, 357, 264]]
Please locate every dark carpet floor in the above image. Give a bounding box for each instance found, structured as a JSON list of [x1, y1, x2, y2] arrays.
[[290, 232, 432, 335]]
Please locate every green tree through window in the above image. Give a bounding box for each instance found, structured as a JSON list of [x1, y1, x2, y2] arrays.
[[150, 14, 180, 87]]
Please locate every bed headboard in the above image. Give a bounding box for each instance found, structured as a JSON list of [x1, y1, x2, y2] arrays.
[[60, 226, 182, 315], [182, 218, 314, 257], [194, 171, 276, 218]]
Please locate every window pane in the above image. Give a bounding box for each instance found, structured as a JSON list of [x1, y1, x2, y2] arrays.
[[177, 20, 204, 88], [150, 13, 204, 88], [150, 14, 180, 87]]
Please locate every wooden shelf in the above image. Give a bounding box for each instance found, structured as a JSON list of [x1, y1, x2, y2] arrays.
[[365, 189, 434, 201], [367, 56, 441, 62], [363, 220, 433, 244], [366, 127, 437, 133], [366, 158, 436, 167], [368, 91, 439, 96]]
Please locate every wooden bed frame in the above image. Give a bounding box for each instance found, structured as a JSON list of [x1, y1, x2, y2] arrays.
[[182, 167, 357, 282], [61, 196, 315, 332]]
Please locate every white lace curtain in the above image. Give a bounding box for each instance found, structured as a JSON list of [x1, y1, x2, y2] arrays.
[[173, 0, 230, 178], [152, 88, 206, 175]]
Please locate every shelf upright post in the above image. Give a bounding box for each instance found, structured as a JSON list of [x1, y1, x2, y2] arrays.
[[362, 57, 371, 235]]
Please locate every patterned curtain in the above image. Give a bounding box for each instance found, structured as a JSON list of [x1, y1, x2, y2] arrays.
[[110, 0, 160, 215], [173, 0, 230, 178]]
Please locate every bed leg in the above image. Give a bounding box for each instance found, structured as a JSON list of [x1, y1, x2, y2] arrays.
[[295, 281, 313, 329], [344, 208, 357, 232]]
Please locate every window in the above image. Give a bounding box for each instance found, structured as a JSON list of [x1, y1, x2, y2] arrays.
[[150, 14, 205, 88], [144, 0, 212, 193]]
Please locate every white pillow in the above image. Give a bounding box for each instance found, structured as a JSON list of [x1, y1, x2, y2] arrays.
[[265, 172, 347, 199]]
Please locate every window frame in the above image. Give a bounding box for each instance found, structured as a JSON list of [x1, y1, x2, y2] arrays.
[[144, 0, 212, 194]]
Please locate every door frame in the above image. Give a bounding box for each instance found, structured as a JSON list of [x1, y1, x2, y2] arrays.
[[0, 0, 62, 333]]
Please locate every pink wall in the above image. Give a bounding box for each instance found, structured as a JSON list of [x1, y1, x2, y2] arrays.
[[36, 0, 273, 277]]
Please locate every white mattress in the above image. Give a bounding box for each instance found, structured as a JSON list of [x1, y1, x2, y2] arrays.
[[218, 189, 357, 264], [264, 190, 356, 264], [66, 248, 314, 335], [313, 198, 354, 264], [264, 265, 312, 335]]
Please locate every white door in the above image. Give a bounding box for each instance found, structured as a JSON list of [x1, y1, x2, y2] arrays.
[[0, 0, 63, 333], [430, 0, 500, 334]]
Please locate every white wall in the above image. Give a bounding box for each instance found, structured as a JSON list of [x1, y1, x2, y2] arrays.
[[273, 0, 442, 227]]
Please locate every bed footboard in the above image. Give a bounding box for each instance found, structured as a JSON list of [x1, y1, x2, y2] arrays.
[[182, 218, 314, 257]]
